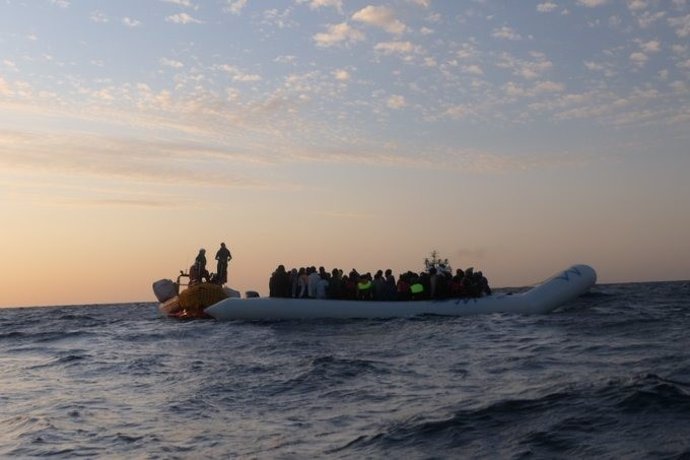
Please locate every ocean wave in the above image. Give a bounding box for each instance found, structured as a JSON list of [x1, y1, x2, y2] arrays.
[[333, 390, 573, 450], [269, 355, 390, 397], [332, 373, 690, 458], [601, 373, 690, 412]]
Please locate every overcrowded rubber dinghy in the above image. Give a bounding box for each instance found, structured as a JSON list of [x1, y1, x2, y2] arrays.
[[203, 264, 596, 321]]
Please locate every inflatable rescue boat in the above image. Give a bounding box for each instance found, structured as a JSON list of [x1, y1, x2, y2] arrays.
[[152, 271, 239, 319], [203, 264, 596, 321]]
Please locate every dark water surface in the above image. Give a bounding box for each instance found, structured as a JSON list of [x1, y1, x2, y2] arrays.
[[2, 281, 690, 458]]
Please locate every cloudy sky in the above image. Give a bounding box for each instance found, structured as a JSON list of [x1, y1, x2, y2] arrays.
[[1, 0, 689, 307]]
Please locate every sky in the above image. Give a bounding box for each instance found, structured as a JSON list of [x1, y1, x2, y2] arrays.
[[1, 0, 689, 308]]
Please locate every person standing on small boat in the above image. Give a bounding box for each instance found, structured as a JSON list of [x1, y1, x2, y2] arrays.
[[191, 248, 210, 284], [215, 242, 232, 285]]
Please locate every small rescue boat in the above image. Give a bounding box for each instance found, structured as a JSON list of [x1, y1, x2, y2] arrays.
[[153, 271, 237, 319]]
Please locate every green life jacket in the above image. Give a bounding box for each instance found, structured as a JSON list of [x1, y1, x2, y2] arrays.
[[410, 283, 424, 294]]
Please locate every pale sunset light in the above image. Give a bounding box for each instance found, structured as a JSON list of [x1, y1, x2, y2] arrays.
[[1, 0, 689, 307]]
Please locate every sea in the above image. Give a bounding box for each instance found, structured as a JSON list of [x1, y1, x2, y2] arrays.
[[1, 281, 690, 459]]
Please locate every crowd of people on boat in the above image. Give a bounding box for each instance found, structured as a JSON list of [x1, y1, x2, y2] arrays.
[[268, 264, 491, 301], [186, 244, 491, 301]]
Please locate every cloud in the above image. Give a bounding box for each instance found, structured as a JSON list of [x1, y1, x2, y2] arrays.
[[670, 80, 688, 93], [386, 95, 406, 109], [159, 57, 184, 69], [2, 75, 308, 151], [584, 61, 606, 72], [443, 104, 472, 119], [677, 59, 690, 69], [627, 0, 648, 10], [225, 0, 247, 15], [219, 64, 262, 82], [165, 13, 203, 24], [297, 0, 343, 12], [668, 14, 690, 37], [50, 0, 70, 7], [234, 73, 262, 82], [534, 80, 565, 93], [333, 69, 350, 81], [3, 60, 18, 72], [636, 11, 666, 28], [501, 80, 564, 98], [497, 52, 553, 80], [455, 42, 479, 60], [639, 39, 661, 53], [92, 88, 115, 102], [626, 40, 661, 68], [584, 60, 616, 77], [262, 8, 298, 30], [90, 11, 109, 23], [492, 26, 522, 41], [0, 130, 275, 192], [122, 17, 142, 28], [537, 2, 559, 13], [502, 81, 526, 97], [529, 84, 687, 129], [161, 0, 198, 8], [313, 22, 365, 47], [274, 55, 297, 64], [671, 44, 687, 55], [463, 64, 484, 76], [6, 0, 689, 187], [2, 90, 523, 175], [352, 6, 407, 35], [409, 0, 431, 7], [577, 0, 608, 6], [374, 41, 418, 56], [630, 52, 648, 67]]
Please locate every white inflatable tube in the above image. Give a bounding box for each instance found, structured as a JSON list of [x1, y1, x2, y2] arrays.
[[205, 264, 596, 321]]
